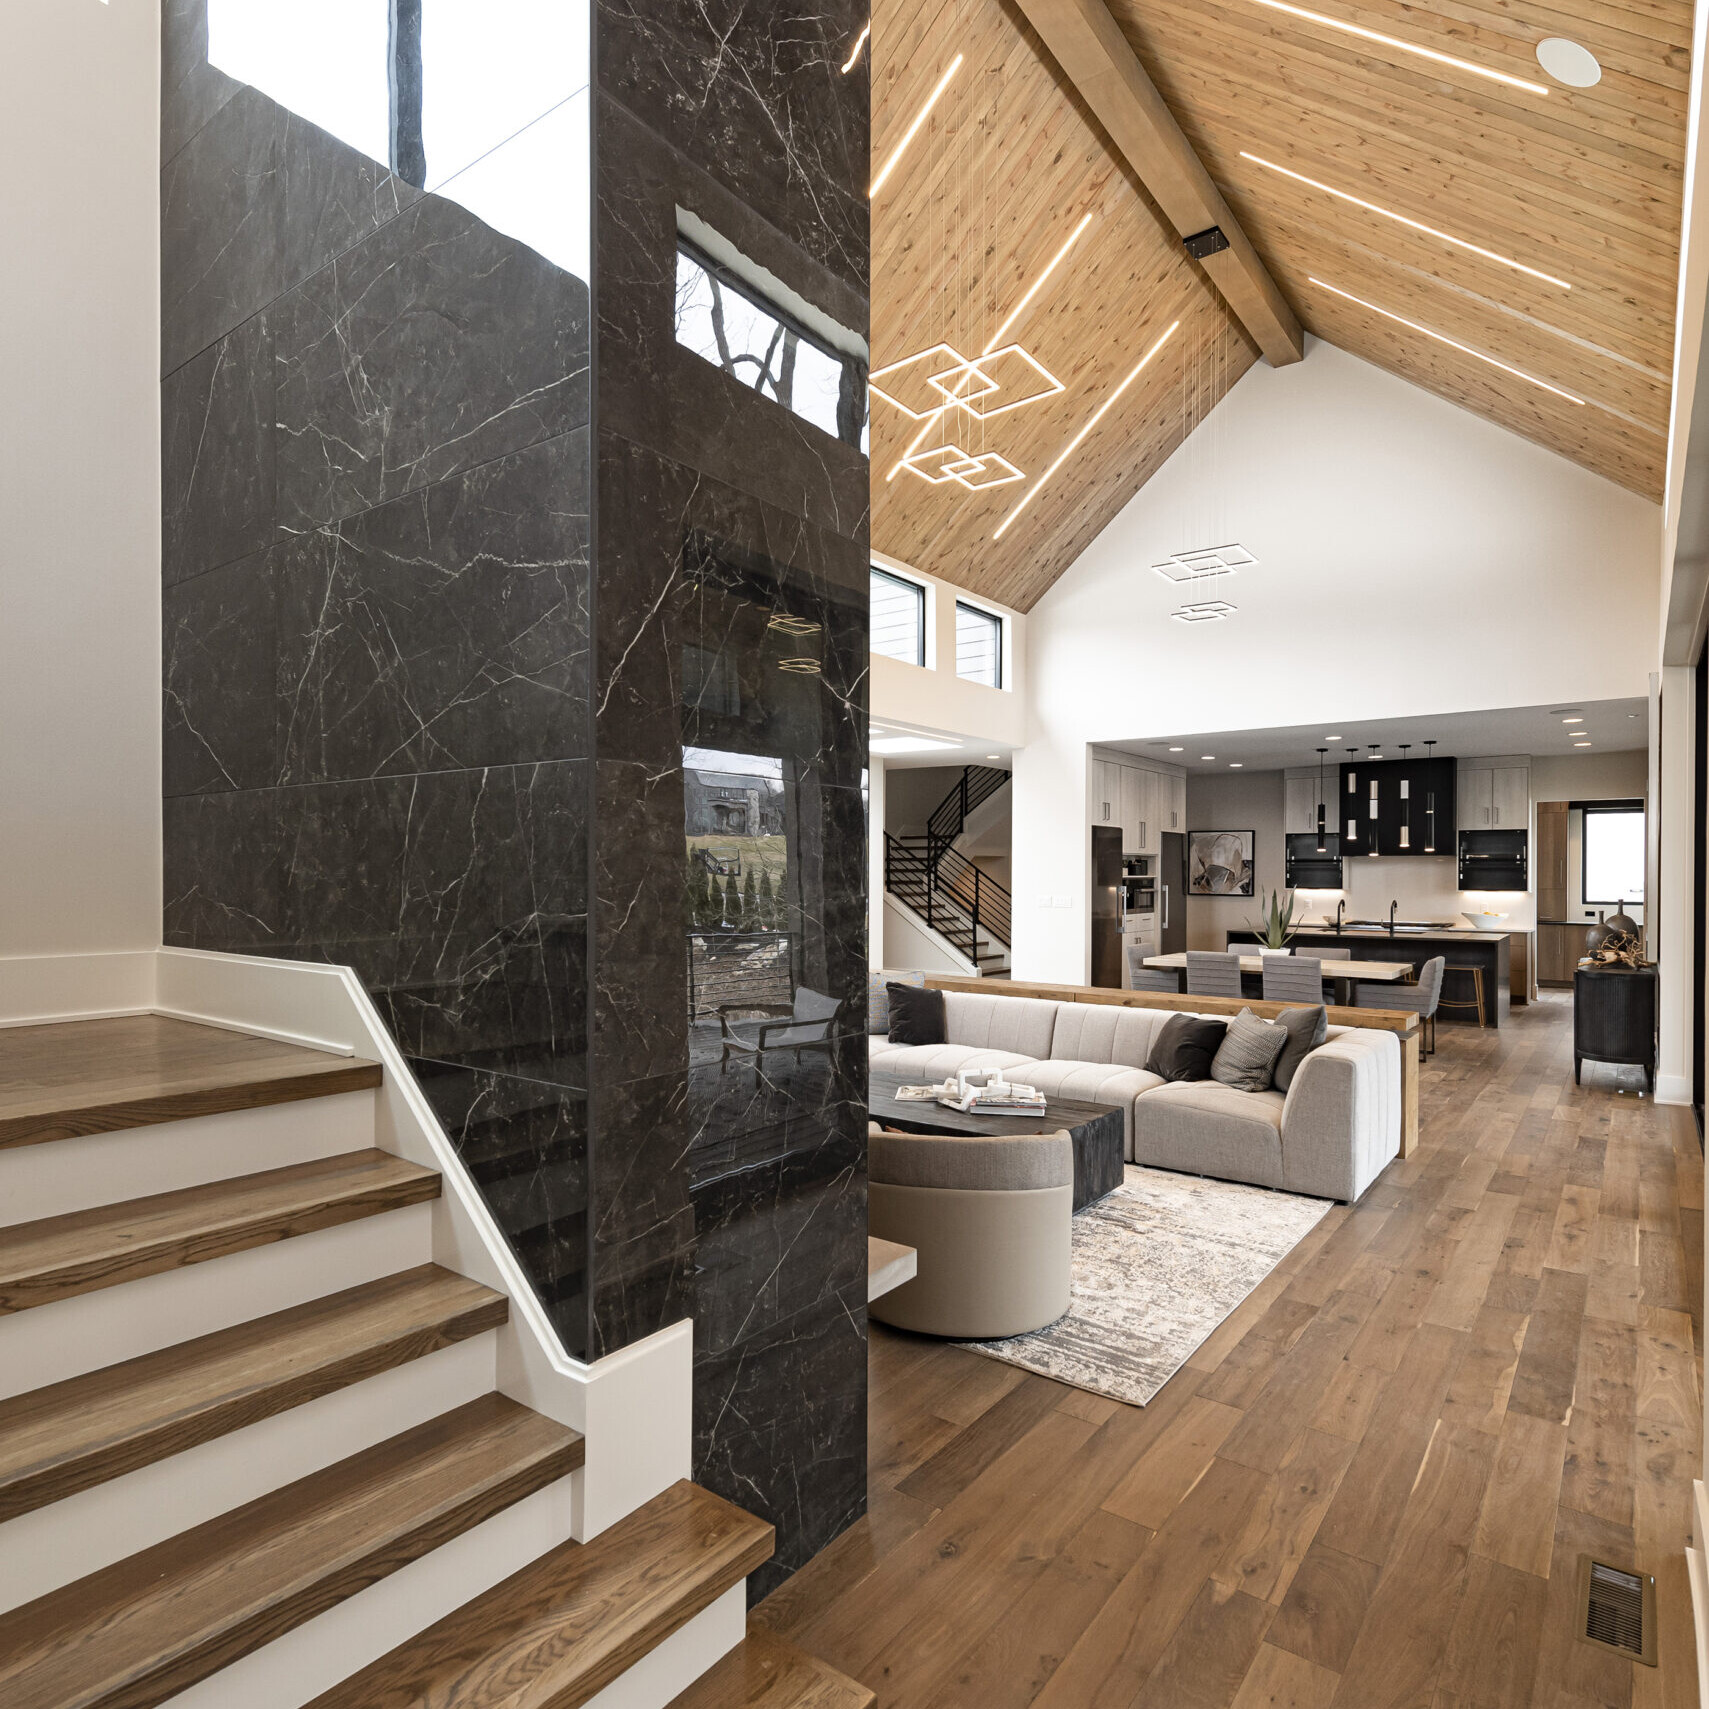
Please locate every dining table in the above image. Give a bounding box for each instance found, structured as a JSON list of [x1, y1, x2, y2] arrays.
[[1141, 951, 1415, 1009]]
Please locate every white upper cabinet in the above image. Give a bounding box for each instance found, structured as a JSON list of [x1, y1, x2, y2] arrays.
[[1090, 759, 1117, 826], [1090, 755, 1182, 848], [1168, 773, 1186, 833]]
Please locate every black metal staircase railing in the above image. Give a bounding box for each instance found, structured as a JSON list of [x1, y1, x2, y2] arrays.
[[884, 834, 1011, 969], [923, 765, 1009, 878]]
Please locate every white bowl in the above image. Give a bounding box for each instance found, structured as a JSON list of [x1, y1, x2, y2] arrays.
[[1462, 911, 1508, 932]]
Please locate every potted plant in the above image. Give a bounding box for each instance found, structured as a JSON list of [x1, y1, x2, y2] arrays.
[[1248, 887, 1299, 955]]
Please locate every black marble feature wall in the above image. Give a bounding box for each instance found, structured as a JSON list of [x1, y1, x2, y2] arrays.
[[162, 0, 867, 1594], [592, 2, 870, 1595]]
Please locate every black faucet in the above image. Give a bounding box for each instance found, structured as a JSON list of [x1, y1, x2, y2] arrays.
[[1335, 898, 1346, 934], [1389, 899, 1398, 935]]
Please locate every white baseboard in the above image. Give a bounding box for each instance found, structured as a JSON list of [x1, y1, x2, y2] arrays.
[[1655, 1072, 1693, 1106], [0, 949, 156, 1026], [0, 1089, 377, 1226], [0, 1331, 500, 1613]]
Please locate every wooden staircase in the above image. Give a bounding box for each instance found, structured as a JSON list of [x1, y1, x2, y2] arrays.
[[0, 1013, 870, 1709]]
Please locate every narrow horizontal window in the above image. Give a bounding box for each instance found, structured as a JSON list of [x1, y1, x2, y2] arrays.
[[871, 567, 926, 667], [674, 238, 868, 449], [955, 601, 1003, 688]]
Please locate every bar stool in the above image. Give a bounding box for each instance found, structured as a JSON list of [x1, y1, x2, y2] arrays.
[[1436, 964, 1486, 1029]]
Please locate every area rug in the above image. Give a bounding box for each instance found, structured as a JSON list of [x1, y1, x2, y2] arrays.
[[968, 1165, 1334, 1406]]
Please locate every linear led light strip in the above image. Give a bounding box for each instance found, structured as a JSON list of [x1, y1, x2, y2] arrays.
[[1240, 153, 1570, 289], [870, 53, 962, 197], [1309, 278, 1585, 403], [1250, 0, 1550, 94], [841, 22, 870, 73], [993, 320, 1181, 541], [883, 212, 1097, 483]]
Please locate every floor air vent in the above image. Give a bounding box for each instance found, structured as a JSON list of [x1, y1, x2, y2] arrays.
[[1576, 1555, 1656, 1666]]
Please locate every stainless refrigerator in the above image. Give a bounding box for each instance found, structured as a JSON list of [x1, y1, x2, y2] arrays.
[[1160, 831, 1187, 955], [1091, 826, 1124, 987]]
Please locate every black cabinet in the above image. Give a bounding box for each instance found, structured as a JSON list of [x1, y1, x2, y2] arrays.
[[1573, 966, 1656, 1088], [1338, 758, 1456, 857]]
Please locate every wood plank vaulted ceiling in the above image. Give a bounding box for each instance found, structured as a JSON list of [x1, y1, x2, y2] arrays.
[[869, 0, 1692, 612]]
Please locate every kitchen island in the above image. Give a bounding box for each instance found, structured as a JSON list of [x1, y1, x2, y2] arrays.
[[1226, 925, 1512, 1026]]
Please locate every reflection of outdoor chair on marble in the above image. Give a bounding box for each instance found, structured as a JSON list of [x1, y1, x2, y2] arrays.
[[719, 986, 841, 1069]]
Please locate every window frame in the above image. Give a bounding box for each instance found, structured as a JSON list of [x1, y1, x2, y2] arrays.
[[953, 598, 1005, 690], [870, 565, 928, 669], [1580, 799, 1646, 909], [674, 236, 868, 449]]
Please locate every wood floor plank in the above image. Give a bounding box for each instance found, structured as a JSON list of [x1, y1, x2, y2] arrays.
[[1263, 1544, 1380, 1675], [763, 996, 1701, 1705], [663, 1627, 874, 1709]]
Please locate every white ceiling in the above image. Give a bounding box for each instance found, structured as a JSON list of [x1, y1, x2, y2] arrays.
[[870, 724, 1013, 771], [1105, 698, 1649, 774]]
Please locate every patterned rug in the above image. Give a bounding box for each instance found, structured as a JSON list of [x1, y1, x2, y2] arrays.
[[968, 1164, 1335, 1406]]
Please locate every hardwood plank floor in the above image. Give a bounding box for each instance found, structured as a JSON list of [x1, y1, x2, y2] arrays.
[[757, 995, 1704, 1707]]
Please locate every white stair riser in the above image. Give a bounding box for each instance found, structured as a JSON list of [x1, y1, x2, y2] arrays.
[[584, 1584, 747, 1709], [158, 1471, 583, 1709], [0, 1330, 499, 1613], [0, 1201, 434, 1399], [0, 1090, 378, 1227]]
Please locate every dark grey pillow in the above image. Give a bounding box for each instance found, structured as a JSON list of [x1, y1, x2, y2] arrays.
[[1210, 1008, 1289, 1092], [887, 983, 946, 1046], [1145, 1013, 1228, 1082], [1272, 1004, 1329, 1091]]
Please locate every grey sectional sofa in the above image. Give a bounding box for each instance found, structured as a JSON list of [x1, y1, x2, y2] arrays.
[[869, 988, 1401, 1203]]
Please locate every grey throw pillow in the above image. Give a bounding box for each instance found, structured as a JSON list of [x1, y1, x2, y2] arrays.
[[1272, 1004, 1329, 1091], [1210, 1008, 1288, 1092]]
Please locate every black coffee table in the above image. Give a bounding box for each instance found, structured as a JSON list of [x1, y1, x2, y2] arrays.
[[868, 1069, 1124, 1211]]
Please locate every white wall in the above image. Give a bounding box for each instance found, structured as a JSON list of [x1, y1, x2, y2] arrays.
[[870, 552, 1030, 752], [1530, 748, 1650, 802], [0, 0, 162, 956], [1184, 771, 1285, 951], [1012, 342, 1663, 983]]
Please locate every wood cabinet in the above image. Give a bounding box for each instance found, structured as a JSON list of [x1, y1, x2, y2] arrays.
[[1459, 763, 1531, 830], [1492, 767, 1529, 829], [1536, 801, 1569, 902], [1283, 777, 1317, 836], [1537, 923, 1581, 986], [1091, 756, 1182, 849], [1091, 760, 1119, 827]]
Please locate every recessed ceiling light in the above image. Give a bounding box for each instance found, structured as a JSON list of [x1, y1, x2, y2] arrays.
[[1240, 153, 1569, 289], [1536, 37, 1602, 88], [1248, 0, 1550, 95], [869, 55, 962, 198], [1574, 741, 1593, 748], [1229, 762, 1243, 768], [1308, 278, 1586, 405], [994, 322, 1180, 540], [1169, 746, 1185, 752], [1324, 734, 1341, 741], [985, 753, 1000, 759], [1562, 716, 1583, 723], [1201, 755, 1216, 761]]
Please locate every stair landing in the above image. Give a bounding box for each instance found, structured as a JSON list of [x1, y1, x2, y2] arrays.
[[0, 1015, 382, 1149]]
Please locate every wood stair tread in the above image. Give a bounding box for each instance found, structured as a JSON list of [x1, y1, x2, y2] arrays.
[[0, 1014, 383, 1150], [0, 1149, 439, 1315], [0, 1263, 506, 1521], [302, 1479, 774, 1709], [0, 1392, 584, 1709], [664, 1629, 875, 1709]]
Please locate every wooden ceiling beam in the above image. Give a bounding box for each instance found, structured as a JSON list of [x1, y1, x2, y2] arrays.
[[1011, 0, 1305, 366]]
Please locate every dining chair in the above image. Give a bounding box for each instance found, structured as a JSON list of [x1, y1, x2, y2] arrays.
[[1315, 947, 1352, 959], [1312, 944, 1351, 1003], [1128, 964, 1181, 993], [1185, 950, 1242, 998], [1261, 955, 1325, 1004], [1357, 955, 1445, 1054]]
